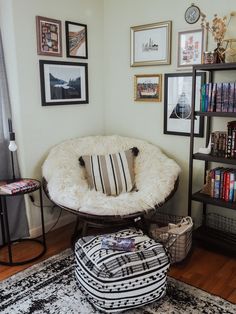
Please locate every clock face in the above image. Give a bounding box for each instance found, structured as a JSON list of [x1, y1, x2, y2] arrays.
[[185, 5, 201, 24]]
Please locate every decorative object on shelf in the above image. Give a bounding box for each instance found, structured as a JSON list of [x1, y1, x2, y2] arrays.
[[184, 4, 201, 24], [177, 29, 205, 68], [130, 21, 172, 66], [198, 138, 211, 154], [200, 12, 236, 63], [224, 39, 236, 63], [39, 60, 89, 106], [134, 74, 162, 102], [203, 51, 215, 64], [65, 21, 88, 59], [164, 72, 205, 137], [8, 119, 17, 180], [36, 16, 62, 57]]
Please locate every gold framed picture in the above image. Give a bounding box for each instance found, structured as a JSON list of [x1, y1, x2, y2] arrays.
[[134, 74, 162, 102], [130, 21, 172, 66]]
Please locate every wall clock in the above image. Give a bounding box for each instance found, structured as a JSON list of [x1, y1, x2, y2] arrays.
[[185, 4, 201, 24]]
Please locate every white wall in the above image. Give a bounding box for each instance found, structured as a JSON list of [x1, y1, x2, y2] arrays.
[[0, 0, 104, 231], [104, 0, 236, 220]]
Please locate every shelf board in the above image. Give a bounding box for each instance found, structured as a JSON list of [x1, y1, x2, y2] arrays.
[[193, 62, 236, 71], [194, 225, 236, 254], [192, 191, 236, 210], [193, 153, 236, 165], [195, 111, 236, 117]]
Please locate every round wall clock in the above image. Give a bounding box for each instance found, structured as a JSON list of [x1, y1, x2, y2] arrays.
[[185, 4, 201, 24]]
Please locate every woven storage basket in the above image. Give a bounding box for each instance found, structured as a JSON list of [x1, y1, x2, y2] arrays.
[[150, 212, 193, 264]]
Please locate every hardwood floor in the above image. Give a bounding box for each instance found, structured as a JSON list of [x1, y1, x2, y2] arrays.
[[0, 223, 236, 304]]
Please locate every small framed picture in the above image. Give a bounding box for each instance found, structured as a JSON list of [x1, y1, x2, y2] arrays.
[[66, 21, 88, 59], [177, 29, 204, 68], [130, 21, 172, 66], [164, 72, 205, 137], [134, 74, 162, 102], [39, 60, 89, 106], [36, 16, 62, 56]]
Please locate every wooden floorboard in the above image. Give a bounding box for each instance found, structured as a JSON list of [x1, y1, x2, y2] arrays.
[[0, 223, 236, 304]]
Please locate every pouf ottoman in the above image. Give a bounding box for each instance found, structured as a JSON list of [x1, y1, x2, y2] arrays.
[[74, 228, 170, 313]]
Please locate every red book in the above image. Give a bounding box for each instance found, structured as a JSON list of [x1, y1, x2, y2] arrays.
[[224, 171, 231, 201]]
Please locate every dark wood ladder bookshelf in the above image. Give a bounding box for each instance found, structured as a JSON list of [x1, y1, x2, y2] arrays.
[[188, 62, 236, 255]]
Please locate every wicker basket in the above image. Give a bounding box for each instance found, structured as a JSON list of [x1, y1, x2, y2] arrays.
[[149, 212, 193, 264]]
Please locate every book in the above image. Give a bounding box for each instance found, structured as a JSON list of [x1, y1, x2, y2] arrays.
[[101, 236, 135, 252], [228, 82, 235, 113], [207, 83, 212, 112], [216, 83, 223, 112], [211, 83, 217, 112], [201, 84, 206, 112], [0, 179, 38, 194], [222, 82, 229, 112]]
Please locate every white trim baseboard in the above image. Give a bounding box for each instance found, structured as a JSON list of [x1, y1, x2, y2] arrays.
[[29, 213, 76, 238]]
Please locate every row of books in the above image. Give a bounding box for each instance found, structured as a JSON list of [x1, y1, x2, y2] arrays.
[[201, 82, 236, 113], [0, 179, 38, 194], [202, 167, 236, 202], [210, 121, 236, 158]]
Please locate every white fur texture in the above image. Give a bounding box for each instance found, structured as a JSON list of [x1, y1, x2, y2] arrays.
[[42, 135, 181, 216]]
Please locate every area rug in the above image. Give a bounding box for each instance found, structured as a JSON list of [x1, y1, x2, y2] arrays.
[[0, 249, 235, 314]]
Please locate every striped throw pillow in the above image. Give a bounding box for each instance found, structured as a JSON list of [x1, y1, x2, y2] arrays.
[[79, 148, 139, 196]]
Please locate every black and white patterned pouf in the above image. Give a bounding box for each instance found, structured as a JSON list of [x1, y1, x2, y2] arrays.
[[74, 228, 170, 313]]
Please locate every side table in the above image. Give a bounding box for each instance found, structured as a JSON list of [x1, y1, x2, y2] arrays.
[[0, 178, 46, 266]]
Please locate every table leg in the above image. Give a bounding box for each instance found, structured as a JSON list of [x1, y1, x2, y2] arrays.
[[39, 187, 46, 249], [2, 197, 13, 264], [0, 197, 6, 245]]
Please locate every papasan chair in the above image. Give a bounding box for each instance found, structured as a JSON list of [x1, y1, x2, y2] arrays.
[[42, 135, 180, 243]]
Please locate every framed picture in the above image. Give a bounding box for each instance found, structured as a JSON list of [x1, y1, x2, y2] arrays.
[[130, 21, 172, 66], [177, 29, 204, 68], [65, 21, 88, 59], [36, 16, 62, 56], [164, 72, 205, 137], [39, 60, 89, 106], [134, 74, 162, 102]]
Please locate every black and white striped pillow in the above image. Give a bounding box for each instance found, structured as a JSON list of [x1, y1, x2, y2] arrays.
[[79, 147, 139, 196]]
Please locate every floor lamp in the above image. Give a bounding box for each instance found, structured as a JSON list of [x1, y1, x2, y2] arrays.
[[8, 119, 17, 180]]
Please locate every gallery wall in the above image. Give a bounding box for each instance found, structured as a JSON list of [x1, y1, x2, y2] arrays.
[[103, 0, 236, 221], [0, 0, 105, 232]]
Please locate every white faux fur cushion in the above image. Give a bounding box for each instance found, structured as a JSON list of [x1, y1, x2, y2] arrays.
[[42, 135, 181, 216]]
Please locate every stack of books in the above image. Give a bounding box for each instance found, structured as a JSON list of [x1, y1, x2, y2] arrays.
[[202, 167, 236, 202], [210, 121, 236, 158], [201, 82, 236, 112], [0, 179, 38, 194]]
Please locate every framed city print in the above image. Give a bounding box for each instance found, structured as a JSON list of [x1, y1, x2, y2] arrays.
[[130, 21, 172, 66], [36, 16, 62, 56], [164, 72, 205, 137], [65, 21, 88, 59], [134, 74, 162, 102], [39, 60, 89, 106], [177, 29, 204, 68]]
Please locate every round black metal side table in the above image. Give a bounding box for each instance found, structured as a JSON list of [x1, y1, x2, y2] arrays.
[[0, 178, 46, 266]]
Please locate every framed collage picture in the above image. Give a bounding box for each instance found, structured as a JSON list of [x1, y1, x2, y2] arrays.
[[39, 60, 88, 106], [177, 29, 205, 68], [36, 16, 62, 56], [130, 21, 172, 66], [134, 74, 162, 102], [164, 72, 205, 137]]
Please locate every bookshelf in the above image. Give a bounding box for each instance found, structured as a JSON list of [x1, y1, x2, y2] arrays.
[[188, 62, 236, 255]]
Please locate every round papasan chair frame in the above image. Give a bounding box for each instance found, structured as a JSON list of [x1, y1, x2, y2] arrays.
[[42, 135, 180, 245]]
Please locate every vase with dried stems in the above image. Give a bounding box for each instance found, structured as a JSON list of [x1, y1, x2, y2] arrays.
[[201, 12, 236, 63]]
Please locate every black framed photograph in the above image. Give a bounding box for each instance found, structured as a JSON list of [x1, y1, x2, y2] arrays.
[[164, 72, 205, 137], [39, 60, 89, 106], [65, 21, 88, 59]]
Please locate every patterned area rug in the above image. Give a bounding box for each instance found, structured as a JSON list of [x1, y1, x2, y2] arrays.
[[0, 249, 235, 314]]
